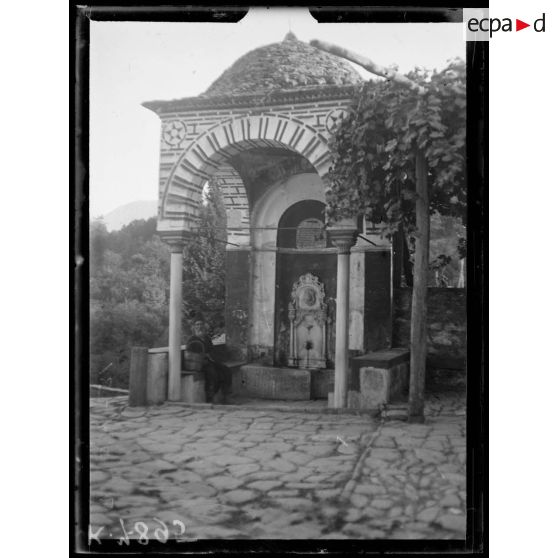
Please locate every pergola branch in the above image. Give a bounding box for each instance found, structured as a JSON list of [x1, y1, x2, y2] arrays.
[[310, 39, 426, 95]]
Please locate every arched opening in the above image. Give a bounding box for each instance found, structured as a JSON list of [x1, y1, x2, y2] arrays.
[[276, 199, 331, 249], [214, 150, 326, 362], [182, 145, 327, 362], [274, 200, 337, 369], [157, 113, 332, 233]]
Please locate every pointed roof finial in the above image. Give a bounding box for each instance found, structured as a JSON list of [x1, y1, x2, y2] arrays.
[[283, 31, 297, 42]]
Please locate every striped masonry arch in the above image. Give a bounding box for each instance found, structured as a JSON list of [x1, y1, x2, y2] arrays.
[[159, 113, 332, 231]]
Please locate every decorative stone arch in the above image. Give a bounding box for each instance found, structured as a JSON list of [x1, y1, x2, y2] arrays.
[[158, 113, 332, 233]]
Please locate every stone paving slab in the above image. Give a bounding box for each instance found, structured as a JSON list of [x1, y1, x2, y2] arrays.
[[89, 392, 466, 541]]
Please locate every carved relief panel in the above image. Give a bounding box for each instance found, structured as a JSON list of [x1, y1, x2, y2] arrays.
[[288, 273, 328, 369]]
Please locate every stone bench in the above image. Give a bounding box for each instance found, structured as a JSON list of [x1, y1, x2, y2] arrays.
[[145, 345, 244, 404], [182, 359, 246, 404], [350, 348, 410, 409], [146, 345, 204, 404]]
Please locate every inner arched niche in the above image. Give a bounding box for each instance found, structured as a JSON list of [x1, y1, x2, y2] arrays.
[[248, 171, 329, 365], [276, 199, 331, 249], [273, 199, 338, 368]]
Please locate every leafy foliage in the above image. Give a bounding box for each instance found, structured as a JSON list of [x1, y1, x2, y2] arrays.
[[182, 179, 227, 337], [89, 183, 227, 389], [326, 59, 466, 236], [89, 217, 170, 388], [326, 57, 466, 418]]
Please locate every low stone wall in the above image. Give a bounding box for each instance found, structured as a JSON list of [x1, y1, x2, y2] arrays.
[[233, 365, 311, 400], [393, 288, 466, 381]]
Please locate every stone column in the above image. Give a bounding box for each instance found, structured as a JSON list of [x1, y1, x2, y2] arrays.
[[328, 220, 358, 408], [161, 233, 189, 402]]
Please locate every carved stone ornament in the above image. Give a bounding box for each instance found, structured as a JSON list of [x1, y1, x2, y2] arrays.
[[162, 120, 187, 147], [325, 108, 348, 134], [287, 273, 328, 369]]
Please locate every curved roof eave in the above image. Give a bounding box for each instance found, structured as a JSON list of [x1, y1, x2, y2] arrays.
[[142, 83, 361, 116]]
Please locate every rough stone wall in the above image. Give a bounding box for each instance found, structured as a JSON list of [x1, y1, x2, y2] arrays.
[[392, 288, 466, 371]]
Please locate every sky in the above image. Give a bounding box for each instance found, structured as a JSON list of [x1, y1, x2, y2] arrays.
[[90, 7, 465, 218]]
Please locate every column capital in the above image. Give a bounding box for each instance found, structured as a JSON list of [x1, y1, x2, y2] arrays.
[[159, 230, 191, 253], [328, 228, 358, 254]]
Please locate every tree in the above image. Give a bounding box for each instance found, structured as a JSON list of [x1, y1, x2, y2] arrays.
[[89, 217, 169, 388], [90, 218, 109, 272], [89, 194, 228, 389], [319, 43, 466, 421], [182, 179, 227, 337]]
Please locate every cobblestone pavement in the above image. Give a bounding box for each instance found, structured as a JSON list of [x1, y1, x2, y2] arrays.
[[89, 392, 465, 540]]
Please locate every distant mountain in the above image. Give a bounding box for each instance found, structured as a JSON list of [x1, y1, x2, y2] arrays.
[[101, 200, 157, 231]]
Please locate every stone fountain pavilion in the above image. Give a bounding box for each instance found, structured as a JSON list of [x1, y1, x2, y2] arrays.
[[141, 33, 408, 409]]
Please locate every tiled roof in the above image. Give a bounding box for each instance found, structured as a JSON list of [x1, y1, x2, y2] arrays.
[[201, 32, 363, 98]]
